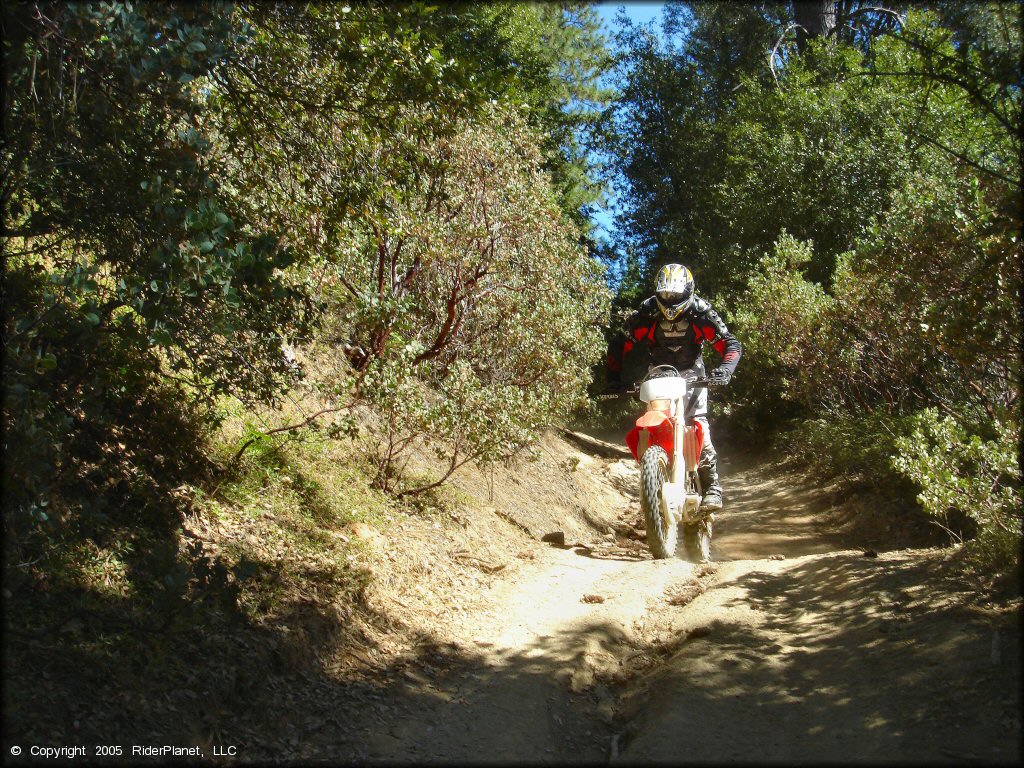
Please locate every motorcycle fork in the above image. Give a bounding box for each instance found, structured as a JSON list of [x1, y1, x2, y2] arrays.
[[659, 402, 684, 529], [671, 402, 684, 484], [673, 397, 703, 523]]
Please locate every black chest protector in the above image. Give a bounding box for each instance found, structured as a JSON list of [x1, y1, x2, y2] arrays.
[[609, 295, 739, 382], [650, 315, 703, 370]]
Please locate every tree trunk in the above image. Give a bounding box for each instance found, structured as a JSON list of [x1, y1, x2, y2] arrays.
[[793, 0, 838, 52]]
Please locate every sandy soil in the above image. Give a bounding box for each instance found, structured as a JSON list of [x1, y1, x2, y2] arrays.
[[335, 429, 1021, 765]]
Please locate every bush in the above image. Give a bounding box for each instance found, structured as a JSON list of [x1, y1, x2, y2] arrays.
[[726, 233, 831, 432], [782, 410, 921, 497], [3, 2, 310, 531], [326, 109, 610, 494], [892, 409, 1021, 569]]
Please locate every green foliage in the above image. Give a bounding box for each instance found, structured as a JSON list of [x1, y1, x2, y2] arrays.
[[203, 4, 611, 495], [782, 410, 922, 497], [607, 4, 1020, 291], [211, 2, 611, 250], [342, 110, 611, 493], [3, 2, 311, 525], [892, 410, 1021, 566], [717, 39, 921, 286], [728, 234, 832, 429], [4, 0, 613, 534], [604, 2, 782, 294], [3, 0, 615, 645], [605, 2, 1021, 571], [436, 2, 614, 227]]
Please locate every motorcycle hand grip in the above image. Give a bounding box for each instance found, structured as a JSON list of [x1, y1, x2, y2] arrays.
[[596, 387, 639, 400]]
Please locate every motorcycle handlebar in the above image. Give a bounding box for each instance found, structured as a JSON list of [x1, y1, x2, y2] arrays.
[[596, 386, 639, 400], [597, 376, 716, 400]]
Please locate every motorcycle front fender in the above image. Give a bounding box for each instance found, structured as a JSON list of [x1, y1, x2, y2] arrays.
[[626, 411, 674, 463]]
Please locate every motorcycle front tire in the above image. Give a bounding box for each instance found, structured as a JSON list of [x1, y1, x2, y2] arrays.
[[683, 516, 713, 563], [640, 446, 677, 559]]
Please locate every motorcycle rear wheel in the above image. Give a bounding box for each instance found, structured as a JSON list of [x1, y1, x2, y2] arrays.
[[640, 446, 677, 559]]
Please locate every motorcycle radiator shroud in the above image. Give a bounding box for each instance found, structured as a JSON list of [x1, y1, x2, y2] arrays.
[[625, 409, 703, 468]]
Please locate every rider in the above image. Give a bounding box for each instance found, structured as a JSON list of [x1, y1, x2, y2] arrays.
[[606, 264, 741, 510]]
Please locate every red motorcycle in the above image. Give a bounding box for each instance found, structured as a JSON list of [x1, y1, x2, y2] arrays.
[[605, 366, 714, 561]]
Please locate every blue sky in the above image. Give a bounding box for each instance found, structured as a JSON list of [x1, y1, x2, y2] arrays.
[[593, 2, 665, 31], [588, 3, 668, 244]]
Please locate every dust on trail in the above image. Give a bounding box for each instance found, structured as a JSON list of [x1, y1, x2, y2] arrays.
[[347, 433, 1021, 764]]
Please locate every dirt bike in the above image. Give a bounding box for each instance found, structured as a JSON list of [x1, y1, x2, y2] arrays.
[[601, 366, 715, 562]]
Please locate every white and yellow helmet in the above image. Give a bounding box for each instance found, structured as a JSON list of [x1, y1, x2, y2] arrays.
[[654, 264, 695, 321]]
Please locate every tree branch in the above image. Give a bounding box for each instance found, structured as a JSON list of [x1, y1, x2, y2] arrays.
[[230, 403, 354, 464], [768, 24, 807, 90], [911, 131, 1018, 186], [830, 5, 905, 34], [396, 449, 478, 498], [415, 278, 462, 363]]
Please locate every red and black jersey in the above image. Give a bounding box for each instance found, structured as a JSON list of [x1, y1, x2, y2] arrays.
[[607, 295, 742, 382]]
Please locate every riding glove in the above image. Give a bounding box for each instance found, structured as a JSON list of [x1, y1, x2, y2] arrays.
[[709, 367, 732, 386]]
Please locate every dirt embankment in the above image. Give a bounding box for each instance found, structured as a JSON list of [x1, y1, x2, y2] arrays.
[[319, 428, 1021, 764]]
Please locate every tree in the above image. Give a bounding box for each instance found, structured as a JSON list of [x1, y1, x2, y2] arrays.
[[606, 2, 782, 297], [429, 2, 614, 230], [203, 2, 612, 493], [3, 2, 311, 530], [605, 2, 1021, 566], [320, 107, 609, 494], [794, 0, 837, 52]]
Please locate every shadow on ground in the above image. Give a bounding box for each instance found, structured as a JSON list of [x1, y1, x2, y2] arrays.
[[4, 579, 630, 763], [614, 549, 1023, 764]]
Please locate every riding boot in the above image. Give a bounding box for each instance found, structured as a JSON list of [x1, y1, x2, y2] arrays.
[[698, 458, 723, 511]]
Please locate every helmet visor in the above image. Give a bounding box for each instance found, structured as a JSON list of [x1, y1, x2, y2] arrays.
[[657, 290, 691, 308]]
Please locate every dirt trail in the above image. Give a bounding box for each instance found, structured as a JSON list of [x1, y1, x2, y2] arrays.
[[347, 432, 1021, 764]]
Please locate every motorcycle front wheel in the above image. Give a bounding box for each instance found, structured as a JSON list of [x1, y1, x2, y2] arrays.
[[683, 516, 713, 563], [640, 446, 677, 559]]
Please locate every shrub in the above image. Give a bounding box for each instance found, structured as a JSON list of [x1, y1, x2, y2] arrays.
[[3, 2, 310, 529], [346, 110, 610, 494], [782, 410, 921, 496], [727, 233, 831, 431], [892, 409, 1021, 569]]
